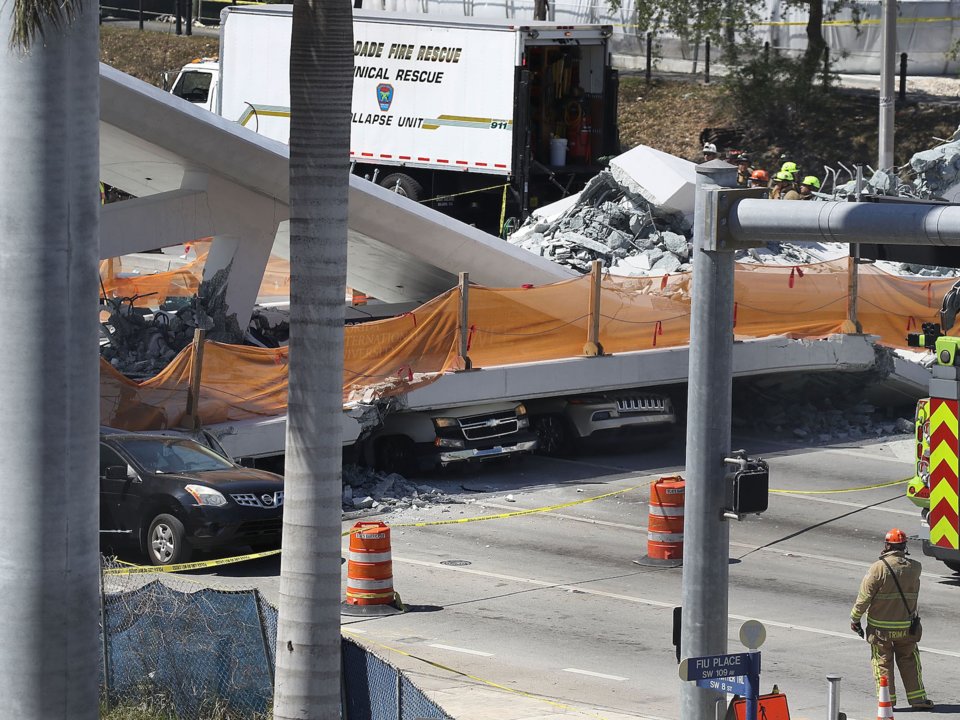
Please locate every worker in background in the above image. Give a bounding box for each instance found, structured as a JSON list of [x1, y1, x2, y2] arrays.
[[797, 176, 821, 199], [749, 169, 769, 188], [702, 142, 718, 162], [780, 160, 799, 179], [851, 528, 934, 711], [770, 170, 795, 199], [736, 154, 754, 186], [725, 149, 741, 165]]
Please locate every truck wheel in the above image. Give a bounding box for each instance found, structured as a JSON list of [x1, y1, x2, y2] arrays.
[[532, 414, 574, 457], [375, 436, 415, 476], [944, 560, 960, 573], [147, 513, 192, 566], [379, 173, 423, 201]]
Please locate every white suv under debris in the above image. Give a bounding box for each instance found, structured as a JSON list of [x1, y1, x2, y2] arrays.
[[526, 392, 676, 455]]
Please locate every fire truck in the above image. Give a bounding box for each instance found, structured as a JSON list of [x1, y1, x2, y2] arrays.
[[905, 302, 960, 573]]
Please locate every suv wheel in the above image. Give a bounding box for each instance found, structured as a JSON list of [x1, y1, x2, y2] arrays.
[[533, 414, 573, 456], [147, 513, 192, 566], [375, 436, 415, 475]]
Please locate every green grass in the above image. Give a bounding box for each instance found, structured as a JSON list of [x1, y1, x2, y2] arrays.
[[101, 696, 271, 719]]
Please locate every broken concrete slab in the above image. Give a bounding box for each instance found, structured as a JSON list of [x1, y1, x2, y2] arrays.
[[608, 144, 697, 218]]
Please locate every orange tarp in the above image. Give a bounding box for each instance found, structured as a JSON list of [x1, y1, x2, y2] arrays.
[[99, 242, 291, 306], [100, 257, 952, 431]]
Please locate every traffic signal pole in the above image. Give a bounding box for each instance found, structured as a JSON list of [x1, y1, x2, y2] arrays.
[[680, 160, 739, 720], [681, 186, 960, 720], [729, 199, 960, 245]]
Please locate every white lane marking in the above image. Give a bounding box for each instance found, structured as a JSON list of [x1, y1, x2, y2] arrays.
[[476, 502, 949, 577], [562, 667, 628, 682], [428, 643, 494, 657], [396, 557, 960, 658], [819, 446, 913, 465], [769, 492, 915, 515], [477, 498, 949, 580]]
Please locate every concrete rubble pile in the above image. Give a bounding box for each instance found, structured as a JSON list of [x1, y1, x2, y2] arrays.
[[731, 372, 915, 443], [508, 145, 696, 276], [833, 124, 960, 204], [508, 170, 693, 275], [911, 137, 960, 199], [738, 397, 914, 442], [341, 465, 463, 513], [510, 139, 960, 279], [101, 268, 289, 379]]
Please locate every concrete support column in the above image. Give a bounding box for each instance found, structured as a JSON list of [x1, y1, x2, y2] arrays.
[[183, 173, 288, 332]]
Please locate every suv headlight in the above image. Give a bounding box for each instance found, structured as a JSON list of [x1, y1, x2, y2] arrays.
[[516, 403, 528, 416], [433, 417, 458, 429], [185, 484, 227, 507]]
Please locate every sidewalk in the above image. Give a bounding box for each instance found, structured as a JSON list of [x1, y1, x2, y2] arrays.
[[614, 54, 960, 101]]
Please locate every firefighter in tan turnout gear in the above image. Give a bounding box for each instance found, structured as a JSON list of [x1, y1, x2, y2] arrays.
[[850, 529, 935, 710]]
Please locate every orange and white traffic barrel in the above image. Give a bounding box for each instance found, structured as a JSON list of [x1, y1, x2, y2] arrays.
[[342, 521, 405, 616], [634, 475, 685, 567]]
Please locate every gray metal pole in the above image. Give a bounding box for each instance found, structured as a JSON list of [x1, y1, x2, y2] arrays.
[[730, 199, 960, 247], [458, 272, 472, 370], [878, 0, 897, 170], [826, 675, 842, 720], [847, 169, 863, 334], [585, 259, 603, 356], [680, 160, 739, 720]]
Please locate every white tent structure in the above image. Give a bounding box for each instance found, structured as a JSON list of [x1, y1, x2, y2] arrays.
[[358, 0, 960, 75]]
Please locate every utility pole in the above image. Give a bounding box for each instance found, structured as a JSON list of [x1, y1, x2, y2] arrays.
[[680, 160, 739, 720], [878, 0, 897, 170]]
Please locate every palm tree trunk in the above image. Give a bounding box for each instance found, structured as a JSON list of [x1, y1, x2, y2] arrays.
[[0, 7, 101, 720], [273, 0, 353, 716], [803, 0, 826, 77]]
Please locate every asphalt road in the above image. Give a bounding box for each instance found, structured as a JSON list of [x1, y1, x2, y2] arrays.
[[182, 429, 960, 720]]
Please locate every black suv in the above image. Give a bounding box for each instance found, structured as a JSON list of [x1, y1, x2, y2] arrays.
[[99, 429, 284, 565]]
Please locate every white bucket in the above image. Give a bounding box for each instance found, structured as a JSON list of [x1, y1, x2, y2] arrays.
[[550, 137, 567, 166]]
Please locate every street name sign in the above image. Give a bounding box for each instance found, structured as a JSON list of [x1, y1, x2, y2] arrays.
[[679, 652, 755, 681], [696, 676, 750, 695]]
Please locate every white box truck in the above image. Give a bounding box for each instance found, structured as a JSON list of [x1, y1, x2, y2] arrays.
[[170, 6, 620, 233]]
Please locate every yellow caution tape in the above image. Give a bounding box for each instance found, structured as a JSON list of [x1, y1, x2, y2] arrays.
[[499, 184, 508, 237], [342, 629, 616, 720], [103, 548, 281, 576], [607, 14, 958, 31], [341, 477, 909, 539], [770, 478, 909, 495], [761, 15, 960, 27], [343, 482, 650, 534], [419, 182, 510, 204]]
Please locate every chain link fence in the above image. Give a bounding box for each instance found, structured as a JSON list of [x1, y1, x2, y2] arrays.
[[100, 557, 452, 719]]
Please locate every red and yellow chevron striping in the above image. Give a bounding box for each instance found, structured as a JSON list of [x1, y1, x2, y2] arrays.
[[928, 397, 960, 550]]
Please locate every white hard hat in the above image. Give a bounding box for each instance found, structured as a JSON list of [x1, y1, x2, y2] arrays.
[[702, 142, 718, 154]]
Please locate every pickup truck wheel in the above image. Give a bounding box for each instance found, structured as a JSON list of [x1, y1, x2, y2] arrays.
[[379, 173, 423, 201], [533, 414, 573, 457], [147, 513, 192, 566], [375, 436, 415, 476], [944, 560, 960, 573]]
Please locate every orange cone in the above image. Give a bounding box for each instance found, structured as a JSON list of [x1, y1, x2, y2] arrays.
[[341, 521, 404, 616], [877, 676, 894, 720]]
